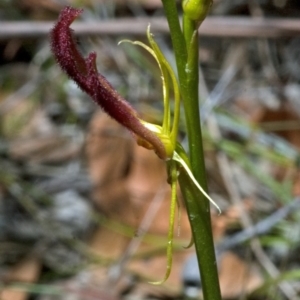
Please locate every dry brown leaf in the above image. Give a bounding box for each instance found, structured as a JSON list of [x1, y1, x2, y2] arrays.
[[86, 112, 192, 297], [1, 255, 41, 300], [252, 102, 300, 148], [212, 198, 254, 240], [219, 251, 262, 298], [1, 97, 38, 138], [89, 226, 130, 260], [250, 101, 300, 184], [16, 0, 163, 19], [85, 112, 264, 299], [85, 111, 133, 187], [2, 101, 80, 163], [84, 0, 162, 9], [17, 0, 62, 11], [85, 111, 134, 225], [292, 168, 300, 196], [9, 134, 80, 164]]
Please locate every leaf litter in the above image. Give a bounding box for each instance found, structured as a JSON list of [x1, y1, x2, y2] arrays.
[[1, 1, 300, 299]]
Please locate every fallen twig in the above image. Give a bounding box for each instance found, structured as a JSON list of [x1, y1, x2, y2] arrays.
[[1, 17, 300, 39]]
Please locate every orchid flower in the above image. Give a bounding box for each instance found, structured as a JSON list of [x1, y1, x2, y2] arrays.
[[50, 6, 220, 285]]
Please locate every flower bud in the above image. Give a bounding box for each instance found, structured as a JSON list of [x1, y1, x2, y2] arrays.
[[182, 0, 212, 21]]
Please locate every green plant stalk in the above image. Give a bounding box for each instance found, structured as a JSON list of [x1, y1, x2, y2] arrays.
[[161, 1, 222, 299], [178, 166, 222, 300]]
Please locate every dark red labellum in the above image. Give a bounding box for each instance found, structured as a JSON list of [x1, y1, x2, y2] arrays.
[[50, 6, 166, 159]]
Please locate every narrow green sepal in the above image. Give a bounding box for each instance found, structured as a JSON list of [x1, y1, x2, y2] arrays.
[[174, 144, 221, 214]]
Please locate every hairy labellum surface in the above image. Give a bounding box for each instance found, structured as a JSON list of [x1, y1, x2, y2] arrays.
[[50, 6, 167, 159]]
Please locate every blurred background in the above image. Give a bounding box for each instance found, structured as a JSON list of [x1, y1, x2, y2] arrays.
[[1, 0, 300, 299]]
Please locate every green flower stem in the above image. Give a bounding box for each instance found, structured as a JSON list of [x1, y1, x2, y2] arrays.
[[161, 1, 222, 299], [178, 150, 222, 300], [183, 14, 195, 46], [160, 0, 188, 96]]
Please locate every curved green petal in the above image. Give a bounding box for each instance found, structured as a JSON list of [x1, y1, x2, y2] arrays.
[[173, 151, 221, 214]]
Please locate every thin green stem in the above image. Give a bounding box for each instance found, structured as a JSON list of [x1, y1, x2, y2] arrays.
[[160, 0, 188, 97], [161, 1, 222, 299], [178, 148, 222, 300]]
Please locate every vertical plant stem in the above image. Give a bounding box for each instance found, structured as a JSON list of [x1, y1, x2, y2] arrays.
[[161, 1, 222, 299]]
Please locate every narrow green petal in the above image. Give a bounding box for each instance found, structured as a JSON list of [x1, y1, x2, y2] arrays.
[[173, 151, 221, 214], [146, 27, 181, 147], [149, 160, 178, 285]]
